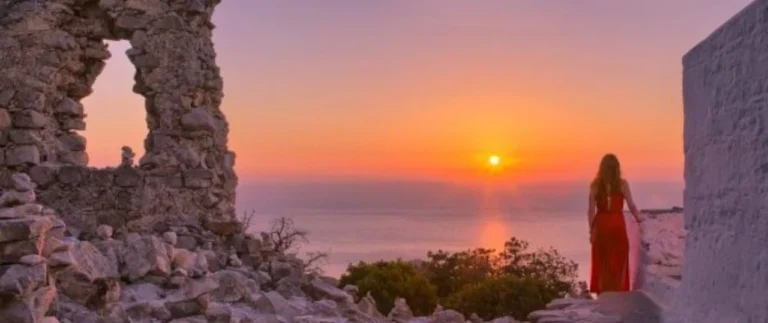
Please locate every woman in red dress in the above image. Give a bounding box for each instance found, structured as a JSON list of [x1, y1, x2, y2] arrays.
[[588, 153, 641, 295]]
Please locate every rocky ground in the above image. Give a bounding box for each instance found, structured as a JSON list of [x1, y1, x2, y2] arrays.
[[1, 172, 529, 323]]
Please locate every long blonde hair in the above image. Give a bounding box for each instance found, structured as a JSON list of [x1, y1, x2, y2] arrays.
[[591, 153, 622, 206]]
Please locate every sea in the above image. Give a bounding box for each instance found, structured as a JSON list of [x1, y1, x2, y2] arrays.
[[236, 179, 684, 283]]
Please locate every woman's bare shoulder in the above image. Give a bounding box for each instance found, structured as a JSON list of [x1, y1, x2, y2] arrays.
[[621, 178, 631, 188]]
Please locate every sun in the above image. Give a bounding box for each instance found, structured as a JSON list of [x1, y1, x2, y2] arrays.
[[489, 155, 501, 166]]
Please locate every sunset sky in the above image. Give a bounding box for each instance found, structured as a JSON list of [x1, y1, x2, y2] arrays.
[[82, 0, 751, 184]]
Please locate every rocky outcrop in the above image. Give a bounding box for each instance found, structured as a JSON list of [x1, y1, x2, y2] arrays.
[[0, 170, 406, 322], [634, 209, 684, 309], [0, 173, 67, 322]]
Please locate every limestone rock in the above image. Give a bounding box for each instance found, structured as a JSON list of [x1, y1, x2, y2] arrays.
[[55, 98, 84, 116], [0, 190, 36, 206], [13, 110, 47, 129], [430, 306, 464, 323], [171, 248, 208, 277], [304, 277, 353, 304], [180, 108, 216, 131], [5, 145, 40, 166], [28, 165, 57, 188], [53, 242, 120, 306], [11, 173, 34, 191], [58, 132, 87, 151], [250, 290, 303, 319], [0, 216, 52, 243], [120, 235, 172, 281], [19, 254, 44, 266], [388, 298, 414, 323], [203, 219, 242, 236], [165, 276, 219, 303], [210, 269, 260, 303], [120, 146, 135, 167], [0, 262, 47, 298], [0, 238, 46, 265], [0, 204, 44, 219], [0, 109, 11, 130], [356, 292, 385, 319], [96, 225, 113, 240]]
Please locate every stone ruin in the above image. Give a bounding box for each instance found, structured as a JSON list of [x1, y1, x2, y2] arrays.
[[675, 0, 768, 322], [0, 2, 514, 323], [0, 0, 238, 237]]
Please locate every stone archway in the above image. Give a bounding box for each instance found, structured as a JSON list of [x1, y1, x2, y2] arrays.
[[0, 0, 237, 235]]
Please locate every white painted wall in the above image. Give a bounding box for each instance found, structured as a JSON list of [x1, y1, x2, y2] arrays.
[[677, 0, 768, 322]]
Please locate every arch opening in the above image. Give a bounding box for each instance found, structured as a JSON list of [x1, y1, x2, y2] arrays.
[[81, 40, 147, 167]]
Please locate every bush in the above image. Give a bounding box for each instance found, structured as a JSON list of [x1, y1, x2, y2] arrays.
[[444, 274, 559, 321], [497, 237, 579, 295], [339, 237, 582, 320], [421, 248, 497, 298], [338, 260, 438, 316]]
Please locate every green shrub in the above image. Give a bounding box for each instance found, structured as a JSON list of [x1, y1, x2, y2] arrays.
[[497, 237, 579, 295], [338, 260, 438, 316], [421, 248, 497, 298], [444, 274, 559, 321], [338, 237, 582, 320]]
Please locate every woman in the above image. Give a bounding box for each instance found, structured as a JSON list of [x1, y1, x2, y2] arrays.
[[588, 153, 641, 295]]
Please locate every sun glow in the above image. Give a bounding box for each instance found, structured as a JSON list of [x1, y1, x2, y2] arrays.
[[489, 155, 501, 166]]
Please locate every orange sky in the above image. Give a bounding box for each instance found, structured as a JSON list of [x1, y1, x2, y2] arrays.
[[80, 1, 751, 184]]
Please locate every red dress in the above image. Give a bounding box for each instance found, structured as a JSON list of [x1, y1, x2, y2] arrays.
[[589, 191, 630, 294]]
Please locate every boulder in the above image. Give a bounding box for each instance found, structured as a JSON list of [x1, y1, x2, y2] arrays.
[[387, 298, 414, 323], [304, 277, 353, 304], [166, 276, 219, 303], [210, 269, 260, 303], [53, 242, 120, 306], [120, 235, 172, 281], [0, 238, 45, 264], [120, 282, 165, 303], [0, 262, 47, 299], [250, 290, 304, 320], [430, 306, 465, 323]]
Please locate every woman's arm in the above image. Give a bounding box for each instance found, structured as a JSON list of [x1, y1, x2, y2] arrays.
[[623, 179, 641, 222]]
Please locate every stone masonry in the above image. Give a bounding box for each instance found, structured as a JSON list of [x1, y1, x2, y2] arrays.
[[0, 0, 238, 235], [678, 0, 768, 322]]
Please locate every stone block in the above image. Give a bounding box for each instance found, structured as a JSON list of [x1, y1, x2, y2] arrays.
[[57, 165, 87, 184], [55, 98, 84, 116], [115, 167, 141, 187], [12, 110, 47, 129], [0, 109, 11, 130], [0, 217, 51, 243], [0, 238, 44, 264], [59, 117, 86, 131], [0, 262, 47, 299], [58, 132, 86, 151], [6, 145, 40, 166], [28, 164, 57, 187], [183, 169, 213, 188], [9, 130, 41, 145]]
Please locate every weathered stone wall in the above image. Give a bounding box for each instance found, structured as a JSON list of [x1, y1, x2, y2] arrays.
[[0, 0, 237, 234], [31, 165, 232, 236], [633, 209, 684, 310], [678, 0, 768, 322]]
